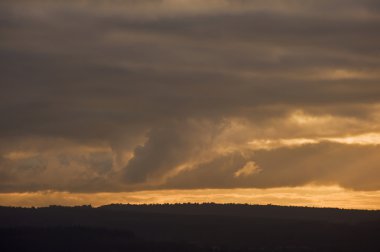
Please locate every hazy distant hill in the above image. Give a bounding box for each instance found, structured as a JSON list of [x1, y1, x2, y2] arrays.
[[1, 204, 379, 252]]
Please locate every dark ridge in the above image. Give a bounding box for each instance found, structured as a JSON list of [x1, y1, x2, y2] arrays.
[[99, 203, 380, 223], [0, 204, 379, 252]]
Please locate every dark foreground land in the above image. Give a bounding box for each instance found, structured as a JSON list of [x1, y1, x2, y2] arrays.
[[0, 204, 379, 252]]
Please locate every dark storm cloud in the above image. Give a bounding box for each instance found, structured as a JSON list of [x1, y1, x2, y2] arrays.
[[1, 0, 380, 192], [124, 121, 210, 183]]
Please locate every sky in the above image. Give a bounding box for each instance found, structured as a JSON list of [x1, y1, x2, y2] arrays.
[[1, 0, 380, 209]]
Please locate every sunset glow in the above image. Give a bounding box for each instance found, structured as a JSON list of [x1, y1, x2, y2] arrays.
[[1, 0, 380, 209]]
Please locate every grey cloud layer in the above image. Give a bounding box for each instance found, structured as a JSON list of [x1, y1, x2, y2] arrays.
[[1, 0, 380, 192], [163, 142, 380, 191]]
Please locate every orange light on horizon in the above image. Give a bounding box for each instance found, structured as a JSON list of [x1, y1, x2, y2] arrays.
[[1, 186, 379, 210]]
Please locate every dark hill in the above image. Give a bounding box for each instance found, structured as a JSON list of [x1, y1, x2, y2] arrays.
[[0, 204, 379, 252]]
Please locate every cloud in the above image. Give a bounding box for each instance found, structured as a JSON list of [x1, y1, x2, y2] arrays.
[[161, 142, 380, 191], [234, 161, 261, 178], [0, 0, 380, 193], [123, 120, 223, 183], [0, 138, 120, 193]]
